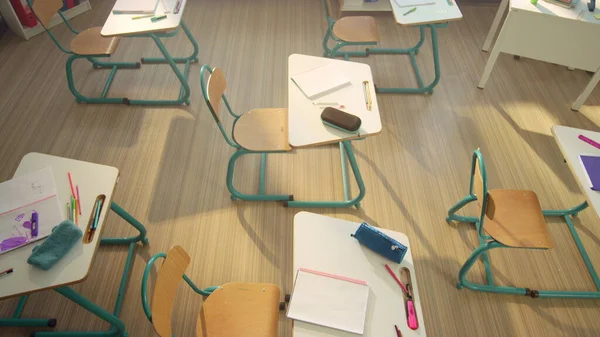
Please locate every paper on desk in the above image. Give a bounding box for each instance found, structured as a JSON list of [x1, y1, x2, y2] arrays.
[[112, 0, 159, 14], [291, 64, 351, 99], [287, 268, 369, 334], [0, 167, 63, 255], [393, 0, 435, 7]]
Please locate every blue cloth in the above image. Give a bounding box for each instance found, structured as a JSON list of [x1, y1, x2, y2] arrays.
[[27, 220, 82, 270]]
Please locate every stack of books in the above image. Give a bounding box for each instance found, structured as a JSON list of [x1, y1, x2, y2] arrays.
[[544, 0, 578, 8]]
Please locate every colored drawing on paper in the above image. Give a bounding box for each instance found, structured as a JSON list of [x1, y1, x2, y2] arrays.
[[0, 213, 31, 252]]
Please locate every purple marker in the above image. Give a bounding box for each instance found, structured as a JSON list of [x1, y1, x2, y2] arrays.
[[31, 212, 38, 238]]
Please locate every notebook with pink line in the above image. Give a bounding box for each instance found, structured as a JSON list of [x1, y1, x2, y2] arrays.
[[287, 268, 369, 334]]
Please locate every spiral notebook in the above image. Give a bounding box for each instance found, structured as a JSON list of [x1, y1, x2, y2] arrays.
[[287, 268, 369, 334]]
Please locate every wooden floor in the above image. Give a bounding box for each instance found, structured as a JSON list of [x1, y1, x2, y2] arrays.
[[1, 0, 600, 336]]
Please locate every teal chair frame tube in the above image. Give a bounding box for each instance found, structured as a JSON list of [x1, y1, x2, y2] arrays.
[[285, 141, 366, 208], [324, 20, 446, 94], [141, 252, 218, 326], [447, 150, 600, 299], [0, 202, 148, 336], [200, 64, 367, 208]]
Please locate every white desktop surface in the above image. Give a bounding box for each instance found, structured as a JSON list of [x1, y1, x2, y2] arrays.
[[101, 0, 187, 37], [510, 0, 600, 23], [0, 153, 118, 300], [292, 212, 426, 337], [552, 126, 600, 217], [288, 54, 382, 148], [390, 0, 463, 26]]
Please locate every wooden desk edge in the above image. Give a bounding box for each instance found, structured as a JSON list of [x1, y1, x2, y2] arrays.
[[395, 14, 463, 27], [289, 128, 382, 148]]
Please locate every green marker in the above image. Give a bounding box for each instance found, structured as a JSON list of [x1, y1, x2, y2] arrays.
[[151, 15, 167, 22], [403, 7, 417, 16]]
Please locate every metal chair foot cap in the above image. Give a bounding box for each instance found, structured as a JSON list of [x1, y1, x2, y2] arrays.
[[288, 195, 294, 201], [48, 318, 57, 327], [283, 201, 289, 208], [142, 237, 149, 245], [285, 294, 291, 302], [279, 302, 286, 311], [140, 58, 147, 63], [230, 195, 237, 201], [135, 62, 141, 69], [123, 98, 131, 105], [354, 203, 361, 209], [456, 282, 464, 289]]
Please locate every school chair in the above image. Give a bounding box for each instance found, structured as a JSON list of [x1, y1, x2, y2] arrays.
[[141, 245, 281, 337], [446, 149, 560, 298], [28, 0, 140, 104], [199, 64, 294, 203], [321, 0, 380, 60]]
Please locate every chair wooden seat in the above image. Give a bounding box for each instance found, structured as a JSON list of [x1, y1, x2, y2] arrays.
[[70, 27, 121, 56], [196, 283, 280, 337], [233, 108, 292, 152], [333, 16, 380, 43], [484, 189, 554, 249]]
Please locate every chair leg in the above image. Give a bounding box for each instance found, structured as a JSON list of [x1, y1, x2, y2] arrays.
[[226, 149, 293, 202], [446, 195, 478, 223], [457, 241, 529, 296], [65, 55, 128, 104]]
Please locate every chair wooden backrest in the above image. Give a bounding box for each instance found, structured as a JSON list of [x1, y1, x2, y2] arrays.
[[206, 68, 227, 121], [151, 245, 191, 337], [31, 0, 63, 27]]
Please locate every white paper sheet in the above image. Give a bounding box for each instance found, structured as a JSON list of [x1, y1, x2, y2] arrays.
[[287, 268, 369, 334], [0, 167, 63, 255], [291, 64, 351, 99], [112, 0, 159, 14]]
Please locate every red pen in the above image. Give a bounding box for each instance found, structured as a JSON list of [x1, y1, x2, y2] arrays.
[[579, 135, 600, 150], [0, 268, 13, 278], [395, 325, 403, 337], [385, 264, 408, 293]]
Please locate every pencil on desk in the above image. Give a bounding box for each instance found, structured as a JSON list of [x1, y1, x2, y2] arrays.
[[403, 7, 417, 15], [76, 185, 82, 215], [362, 81, 372, 111], [132, 14, 154, 20]]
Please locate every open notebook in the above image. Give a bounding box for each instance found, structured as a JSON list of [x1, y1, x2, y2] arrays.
[[291, 64, 351, 99], [0, 167, 63, 255], [287, 268, 369, 334]]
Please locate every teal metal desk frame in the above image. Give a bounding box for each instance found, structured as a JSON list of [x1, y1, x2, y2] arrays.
[[0, 202, 148, 337], [325, 23, 448, 94]]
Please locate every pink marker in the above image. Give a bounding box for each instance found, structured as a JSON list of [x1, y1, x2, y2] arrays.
[[407, 300, 419, 330], [579, 135, 600, 150]]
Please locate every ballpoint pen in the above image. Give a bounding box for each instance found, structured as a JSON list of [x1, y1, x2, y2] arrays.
[[403, 7, 417, 15]]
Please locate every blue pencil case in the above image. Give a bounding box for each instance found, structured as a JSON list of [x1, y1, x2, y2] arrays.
[[27, 220, 82, 270], [351, 222, 407, 263]]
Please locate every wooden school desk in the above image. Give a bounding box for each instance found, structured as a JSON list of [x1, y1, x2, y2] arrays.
[[0, 153, 147, 337], [333, 0, 462, 94], [101, 0, 198, 105], [549, 126, 600, 296], [478, 0, 600, 110], [287, 54, 382, 208], [292, 212, 426, 337]]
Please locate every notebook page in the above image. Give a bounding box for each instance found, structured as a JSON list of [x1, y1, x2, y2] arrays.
[[287, 268, 369, 334]]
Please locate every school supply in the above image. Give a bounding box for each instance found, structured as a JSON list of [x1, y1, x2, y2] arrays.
[[579, 134, 600, 150], [393, 0, 435, 7], [132, 14, 154, 19], [30, 211, 38, 238], [395, 325, 403, 337], [76, 185, 82, 215], [173, 0, 182, 13], [151, 14, 167, 22], [0, 268, 13, 278], [543, 0, 579, 8], [385, 264, 409, 293], [400, 267, 419, 330], [112, 0, 159, 14], [291, 64, 351, 99], [351, 222, 408, 263], [321, 107, 362, 133], [579, 155, 600, 191], [27, 220, 82, 270], [0, 167, 63, 255], [287, 268, 369, 334]]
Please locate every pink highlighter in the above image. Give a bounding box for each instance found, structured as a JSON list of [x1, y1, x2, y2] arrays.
[[385, 264, 419, 330]]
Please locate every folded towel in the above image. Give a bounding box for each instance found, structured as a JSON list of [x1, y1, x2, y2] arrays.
[[27, 220, 82, 270]]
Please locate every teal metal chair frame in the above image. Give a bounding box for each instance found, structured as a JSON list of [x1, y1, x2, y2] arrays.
[[29, 0, 199, 105], [141, 252, 219, 326], [321, 0, 446, 94], [0, 202, 148, 336], [200, 65, 366, 208], [446, 150, 600, 299]]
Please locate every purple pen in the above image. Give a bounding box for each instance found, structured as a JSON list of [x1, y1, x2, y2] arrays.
[[31, 211, 38, 238]]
